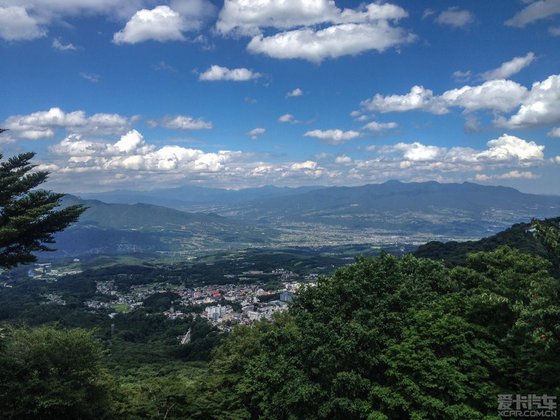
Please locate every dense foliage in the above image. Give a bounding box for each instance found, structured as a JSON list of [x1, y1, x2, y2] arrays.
[[200, 247, 559, 418], [0, 221, 558, 418], [0, 327, 113, 419], [533, 218, 560, 257], [0, 152, 85, 268], [415, 217, 560, 270]]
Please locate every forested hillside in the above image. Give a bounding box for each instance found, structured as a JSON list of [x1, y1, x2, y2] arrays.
[[416, 217, 560, 273], [1, 220, 559, 418]]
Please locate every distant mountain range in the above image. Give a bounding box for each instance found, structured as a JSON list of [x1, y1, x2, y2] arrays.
[[79, 185, 321, 211], [52, 181, 560, 258], [221, 181, 560, 235], [51, 196, 277, 257]]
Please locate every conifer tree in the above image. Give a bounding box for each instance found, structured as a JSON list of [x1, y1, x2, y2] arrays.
[[0, 148, 85, 268]]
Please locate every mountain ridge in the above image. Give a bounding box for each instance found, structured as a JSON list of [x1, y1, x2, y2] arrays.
[[52, 196, 278, 257], [52, 181, 560, 258], [414, 217, 560, 275], [218, 181, 560, 236]]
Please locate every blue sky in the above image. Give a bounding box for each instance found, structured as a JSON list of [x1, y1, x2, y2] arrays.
[[1, 0, 560, 194]]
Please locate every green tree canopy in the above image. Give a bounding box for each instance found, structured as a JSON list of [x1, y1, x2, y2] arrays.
[[0, 151, 85, 268], [0, 326, 114, 419], [203, 248, 560, 419]]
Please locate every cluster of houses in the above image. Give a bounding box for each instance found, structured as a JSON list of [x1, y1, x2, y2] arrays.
[[147, 281, 303, 329], [198, 288, 296, 328], [84, 268, 317, 329]]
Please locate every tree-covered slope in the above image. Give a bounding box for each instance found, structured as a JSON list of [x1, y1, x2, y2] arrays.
[[415, 217, 560, 271], [2, 221, 559, 418], [199, 247, 560, 418]]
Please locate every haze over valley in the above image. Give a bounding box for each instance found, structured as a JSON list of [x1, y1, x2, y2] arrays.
[[44, 180, 560, 259]]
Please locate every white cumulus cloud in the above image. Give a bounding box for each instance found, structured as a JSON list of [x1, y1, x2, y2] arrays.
[[30, 129, 554, 190], [217, 0, 414, 62], [499, 74, 560, 128], [478, 134, 544, 161], [436, 7, 475, 28], [481, 52, 535, 81], [361, 85, 448, 114], [111, 129, 154, 154], [52, 38, 76, 51], [199, 65, 261, 81], [278, 114, 295, 124], [156, 115, 213, 130], [247, 22, 414, 63], [217, 0, 407, 35], [475, 170, 539, 181], [113, 6, 186, 44], [362, 121, 397, 133], [0, 0, 216, 42], [278, 113, 304, 124], [335, 155, 353, 164], [290, 160, 317, 171], [3, 107, 135, 139], [287, 88, 303, 97], [362, 73, 560, 130], [393, 142, 443, 161], [305, 129, 360, 144], [441, 79, 528, 113], [361, 79, 532, 118], [384, 134, 544, 165], [248, 127, 266, 139], [217, 0, 337, 35], [51, 130, 238, 174], [0, 6, 45, 41]]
